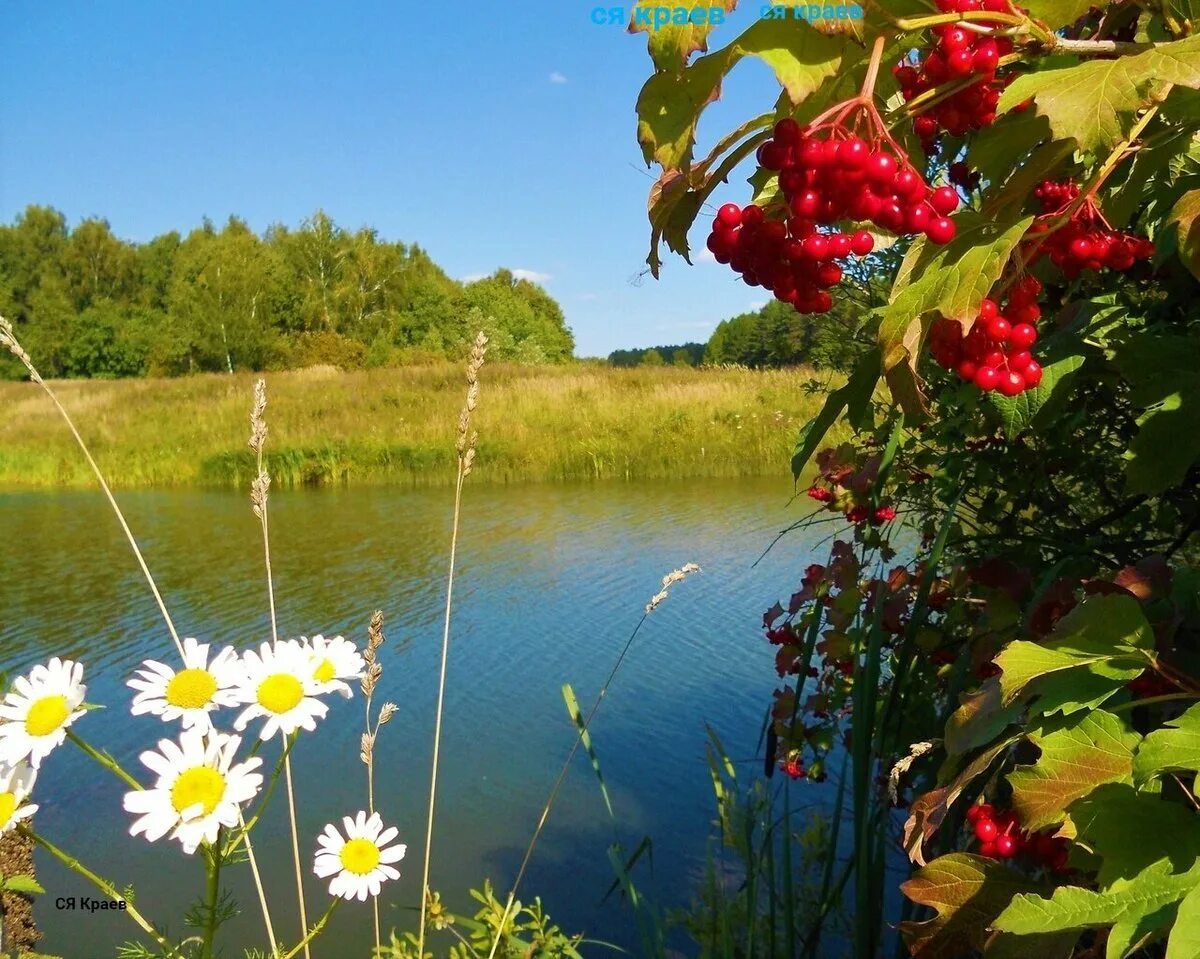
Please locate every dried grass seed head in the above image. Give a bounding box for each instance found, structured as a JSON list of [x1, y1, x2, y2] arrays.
[[645, 562, 702, 614]]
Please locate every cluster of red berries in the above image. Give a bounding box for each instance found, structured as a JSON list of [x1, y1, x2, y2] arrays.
[[808, 487, 897, 526], [894, 0, 1023, 143], [1028, 180, 1155, 277], [706, 115, 959, 314], [927, 281, 1044, 396], [782, 752, 807, 779], [967, 803, 1069, 871]]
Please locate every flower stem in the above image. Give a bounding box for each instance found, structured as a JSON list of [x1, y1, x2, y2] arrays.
[[283, 752, 311, 959], [280, 898, 340, 959], [25, 828, 180, 957], [240, 813, 280, 959], [201, 837, 222, 959], [66, 729, 142, 791]]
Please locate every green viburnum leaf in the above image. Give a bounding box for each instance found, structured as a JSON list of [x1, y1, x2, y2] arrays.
[[983, 930, 1079, 959], [1108, 902, 1178, 959], [1008, 709, 1140, 831], [998, 35, 1200, 155], [1070, 784, 1200, 887], [1168, 188, 1200, 280], [899, 853, 1043, 959], [628, 0, 738, 73], [945, 677, 1025, 756], [994, 858, 1200, 936], [970, 111, 1057, 190], [1111, 333, 1200, 495], [996, 594, 1153, 707], [1167, 880, 1200, 959], [791, 348, 880, 478], [1134, 701, 1200, 784], [635, 17, 848, 171], [879, 213, 1033, 414], [986, 354, 1085, 440], [982, 138, 1077, 221], [1020, 0, 1102, 28]]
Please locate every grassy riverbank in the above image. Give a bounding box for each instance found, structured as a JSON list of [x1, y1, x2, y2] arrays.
[[0, 363, 838, 488]]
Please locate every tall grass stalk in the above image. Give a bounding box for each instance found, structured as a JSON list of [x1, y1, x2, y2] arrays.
[[249, 379, 312, 959], [416, 331, 488, 955], [485, 562, 701, 959], [360, 610, 391, 953], [0, 315, 185, 659]]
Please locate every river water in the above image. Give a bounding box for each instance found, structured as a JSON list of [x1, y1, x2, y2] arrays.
[[0, 477, 835, 957]]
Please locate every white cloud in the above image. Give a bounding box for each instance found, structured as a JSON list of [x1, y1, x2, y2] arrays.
[[549, 71, 568, 84], [696, 248, 717, 263], [749, 301, 768, 311], [511, 268, 552, 284], [577, 292, 599, 301], [460, 272, 488, 283]]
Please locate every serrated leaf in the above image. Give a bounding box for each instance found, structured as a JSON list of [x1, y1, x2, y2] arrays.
[[2, 874, 45, 895], [899, 853, 1042, 959], [995, 858, 1200, 935], [1112, 334, 1200, 495], [1168, 188, 1200, 280], [1020, 0, 1100, 28], [998, 35, 1200, 155], [791, 348, 880, 477], [986, 354, 1085, 439], [635, 17, 848, 170], [1008, 709, 1140, 831], [1134, 701, 1200, 784], [628, 0, 738, 73], [1071, 783, 1200, 886]]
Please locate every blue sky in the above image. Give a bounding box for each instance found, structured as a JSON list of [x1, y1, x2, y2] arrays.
[[0, 1, 785, 357]]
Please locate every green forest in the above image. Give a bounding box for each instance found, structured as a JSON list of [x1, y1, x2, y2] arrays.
[[0, 205, 575, 380]]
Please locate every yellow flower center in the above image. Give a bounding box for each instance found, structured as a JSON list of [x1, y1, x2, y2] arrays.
[[170, 767, 226, 817], [339, 838, 380, 875], [25, 695, 70, 737], [0, 792, 18, 829], [165, 669, 218, 710], [313, 659, 336, 684], [257, 674, 303, 714]]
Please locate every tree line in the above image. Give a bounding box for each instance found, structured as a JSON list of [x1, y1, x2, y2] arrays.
[[0, 206, 575, 380]]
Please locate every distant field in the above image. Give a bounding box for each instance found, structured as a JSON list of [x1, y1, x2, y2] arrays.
[[0, 363, 840, 488]]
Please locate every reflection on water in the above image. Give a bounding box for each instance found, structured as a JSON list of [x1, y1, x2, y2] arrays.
[[0, 477, 830, 957]]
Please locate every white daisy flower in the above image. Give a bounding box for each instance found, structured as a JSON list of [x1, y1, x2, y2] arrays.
[[313, 810, 406, 901], [127, 637, 243, 732], [302, 635, 365, 699], [0, 657, 87, 769], [0, 762, 39, 834], [231, 641, 328, 740], [123, 727, 263, 854]]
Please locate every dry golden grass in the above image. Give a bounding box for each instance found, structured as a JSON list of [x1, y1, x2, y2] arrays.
[[0, 363, 840, 488]]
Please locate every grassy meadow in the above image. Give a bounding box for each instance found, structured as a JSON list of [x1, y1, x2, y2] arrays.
[[0, 362, 840, 488]]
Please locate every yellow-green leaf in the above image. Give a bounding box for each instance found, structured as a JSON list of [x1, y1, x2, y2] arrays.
[[1168, 188, 1200, 280], [1134, 702, 1200, 784], [628, 0, 738, 73]]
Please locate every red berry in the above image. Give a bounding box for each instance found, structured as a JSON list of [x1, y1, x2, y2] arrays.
[[995, 834, 1018, 858], [979, 840, 998, 858], [931, 186, 959, 216], [837, 137, 869, 169], [1022, 360, 1043, 387], [974, 366, 1000, 391], [975, 819, 999, 842], [774, 117, 802, 144], [850, 231, 874, 256], [716, 204, 742, 229], [973, 40, 1000, 73], [867, 151, 897, 186], [978, 298, 999, 321], [926, 216, 956, 245], [1009, 323, 1037, 349], [1007, 350, 1032, 372], [985, 317, 1011, 342], [999, 370, 1025, 396]]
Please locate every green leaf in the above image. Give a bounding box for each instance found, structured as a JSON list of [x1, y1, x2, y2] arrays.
[[1111, 334, 1200, 495], [880, 213, 1033, 413], [994, 858, 1200, 935], [1168, 188, 1200, 280], [1020, 0, 1102, 28], [1134, 701, 1200, 784], [945, 677, 1025, 755], [2, 874, 45, 895], [970, 111, 1056, 189], [562, 683, 613, 818], [1071, 784, 1200, 886], [1108, 902, 1178, 959], [984, 930, 1079, 959], [627, 0, 737, 73], [998, 35, 1200, 155], [1168, 880, 1200, 959], [790, 348, 880, 478], [635, 17, 848, 171], [899, 853, 1042, 959], [986, 354, 1085, 440], [982, 139, 1077, 222], [1008, 709, 1140, 831]]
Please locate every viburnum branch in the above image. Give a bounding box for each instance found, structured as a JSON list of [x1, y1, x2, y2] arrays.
[[860, 34, 888, 102], [1047, 37, 1160, 55], [895, 10, 1028, 29]]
